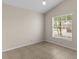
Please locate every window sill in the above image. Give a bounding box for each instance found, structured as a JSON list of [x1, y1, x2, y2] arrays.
[[53, 36, 72, 41]]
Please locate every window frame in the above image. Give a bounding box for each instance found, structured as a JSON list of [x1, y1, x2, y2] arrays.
[[52, 14, 72, 41]]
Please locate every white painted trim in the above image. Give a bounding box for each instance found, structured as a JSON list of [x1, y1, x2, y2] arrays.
[[52, 13, 72, 17], [3, 40, 43, 52], [3, 39, 76, 52], [45, 40, 77, 51]]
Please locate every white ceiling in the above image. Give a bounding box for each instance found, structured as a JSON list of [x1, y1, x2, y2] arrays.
[[3, 0, 65, 13]]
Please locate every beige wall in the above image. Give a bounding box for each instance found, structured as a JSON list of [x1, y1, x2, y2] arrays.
[[2, 4, 44, 51], [45, 0, 77, 50], [3, 0, 77, 51]]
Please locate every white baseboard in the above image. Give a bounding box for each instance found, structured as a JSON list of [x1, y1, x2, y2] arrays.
[[45, 40, 77, 51], [3, 40, 43, 52], [3, 39, 76, 52]]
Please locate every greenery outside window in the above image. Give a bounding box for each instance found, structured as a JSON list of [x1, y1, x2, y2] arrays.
[[52, 14, 72, 40]]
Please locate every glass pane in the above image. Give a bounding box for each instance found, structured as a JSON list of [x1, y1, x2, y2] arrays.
[[67, 15, 72, 20], [52, 14, 72, 40], [62, 16, 67, 20]]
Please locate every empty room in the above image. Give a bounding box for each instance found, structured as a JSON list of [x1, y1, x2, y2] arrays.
[[2, 0, 77, 59]]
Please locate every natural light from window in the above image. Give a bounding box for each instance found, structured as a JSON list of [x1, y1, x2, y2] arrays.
[[52, 14, 72, 40]]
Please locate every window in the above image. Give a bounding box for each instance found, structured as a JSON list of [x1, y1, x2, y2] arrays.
[[52, 14, 72, 40]]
